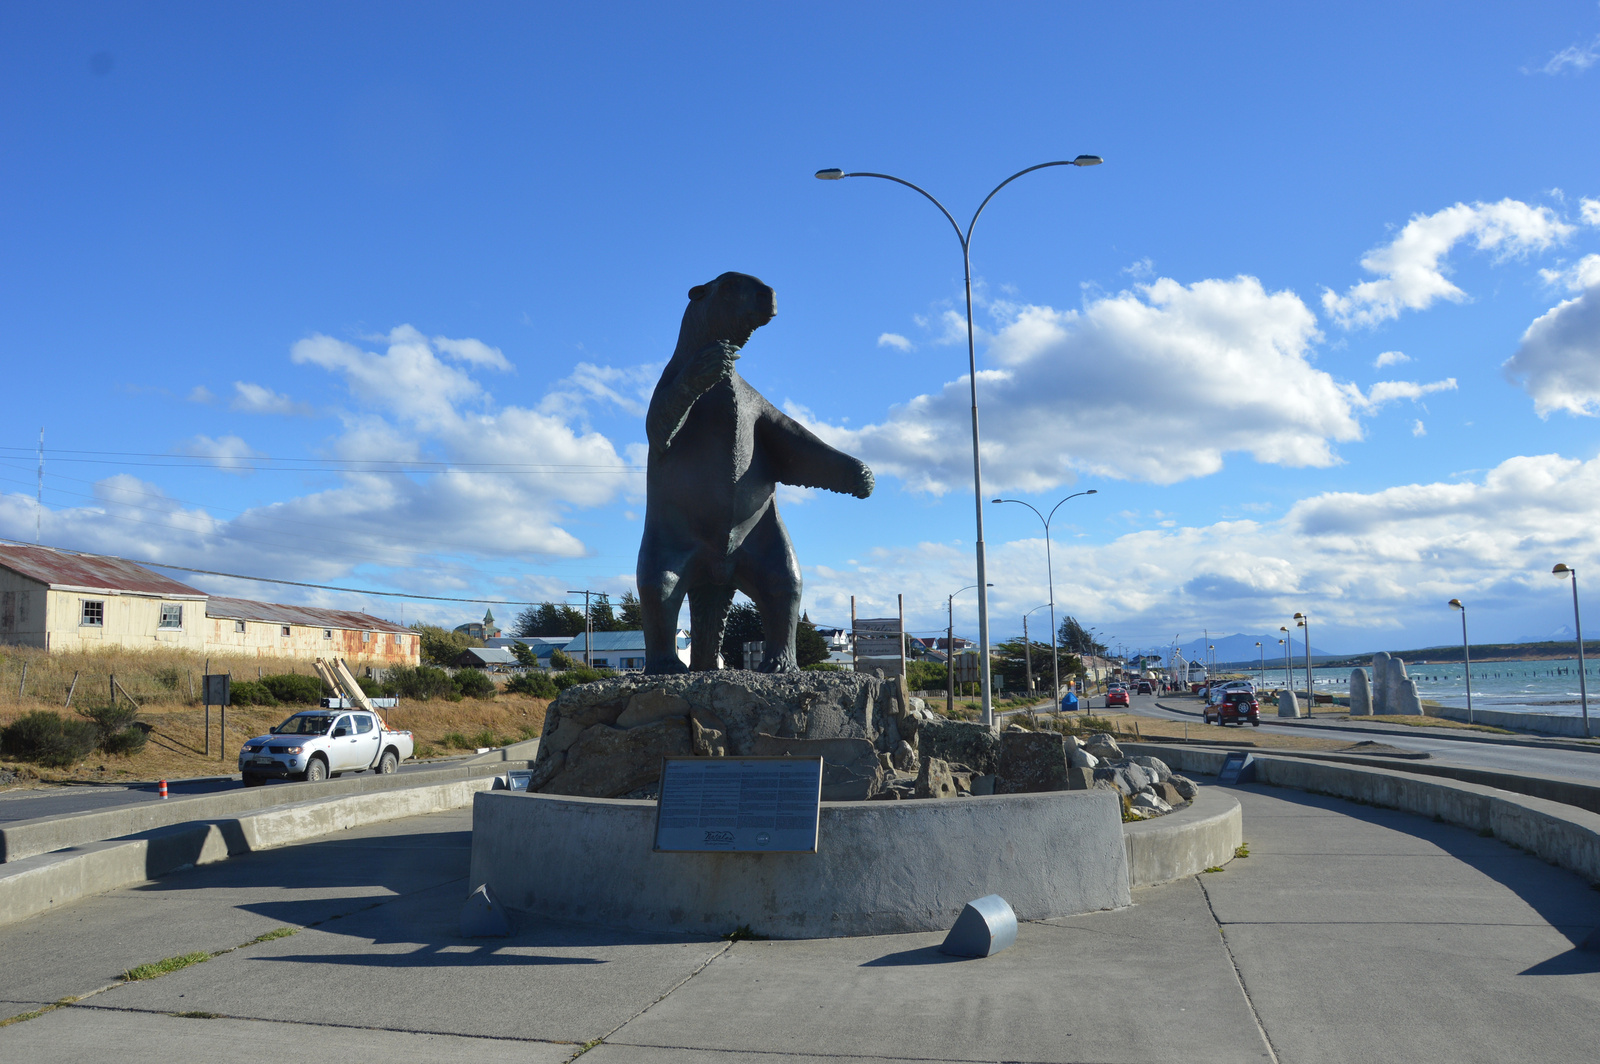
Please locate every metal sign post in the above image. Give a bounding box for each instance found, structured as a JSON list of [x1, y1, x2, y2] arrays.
[[202, 674, 231, 760]]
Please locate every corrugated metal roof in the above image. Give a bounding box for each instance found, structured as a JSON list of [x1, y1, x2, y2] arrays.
[[0, 543, 205, 598], [564, 629, 690, 653], [457, 647, 519, 665], [205, 596, 410, 634]]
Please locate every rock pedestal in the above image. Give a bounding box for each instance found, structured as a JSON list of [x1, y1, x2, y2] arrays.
[[1349, 669, 1372, 715], [1371, 653, 1393, 714], [528, 670, 915, 799], [1277, 690, 1302, 717], [995, 731, 1073, 794]]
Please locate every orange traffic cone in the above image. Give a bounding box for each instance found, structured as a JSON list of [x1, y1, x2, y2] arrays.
[[158, 779, 168, 799]]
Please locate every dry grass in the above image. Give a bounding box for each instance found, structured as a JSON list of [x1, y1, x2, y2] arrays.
[[0, 644, 548, 787], [1358, 713, 1513, 734]]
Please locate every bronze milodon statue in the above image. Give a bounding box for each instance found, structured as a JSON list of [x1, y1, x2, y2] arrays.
[[637, 272, 874, 674]]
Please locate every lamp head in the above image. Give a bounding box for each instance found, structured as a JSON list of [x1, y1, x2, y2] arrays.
[[992, 498, 1003, 504], [1293, 612, 1306, 620], [814, 168, 845, 180], [1072, 155, 1104, 166], [1554, 563, 1573, 575], [1448, 598, 1464, 610], [1279, 626, 1289, 633], [1086, 489, 1098, 494]]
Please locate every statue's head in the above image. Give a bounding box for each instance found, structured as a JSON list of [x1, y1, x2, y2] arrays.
[[684, 272, 777, 349]]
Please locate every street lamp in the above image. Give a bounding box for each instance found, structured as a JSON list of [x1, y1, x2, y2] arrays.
[[818, 156, 1103, 727], [1255, 641, 1264, 689], [1448, 599, 1473, 726], [993, 489, 1098, 709], [1553, 564, 1591, 738], [1023, 603, 1051, 698], [946, 583, 993, 715], [1295, 612, 1311, 710], [1279, 626, 1292, 698]]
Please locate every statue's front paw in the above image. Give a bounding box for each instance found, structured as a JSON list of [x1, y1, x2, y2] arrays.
[[851, 463, 875, 499]]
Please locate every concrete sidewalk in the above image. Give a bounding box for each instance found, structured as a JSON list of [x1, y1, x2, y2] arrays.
[[0, 784, 1596, 1063]]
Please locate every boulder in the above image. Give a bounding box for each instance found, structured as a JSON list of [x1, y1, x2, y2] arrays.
[[542, 717, 693, 798], [995, 731, 1072, 794], [917, 719, 1001, 775], [1131, 791, 1172, 815], [1349, 668, 1372, 716], [1168, 774, 1199, 801], [1118, 763, 1155, 793], [915, 756, 958, 799], [1070, 747, 1099, 770], [1065, 766, 1094, 791], [1277, 690, 1301, 718], [1129, 755, 1172, 782], [892, 740, 916, 772], [1083, 733, 1123, 760], [1153, 780, 1184, 806], [750, 735, 883, 801], [614, 686, 692, 728]]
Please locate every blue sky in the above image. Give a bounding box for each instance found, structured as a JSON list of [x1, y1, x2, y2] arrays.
[[5, 2, 1600, 657]]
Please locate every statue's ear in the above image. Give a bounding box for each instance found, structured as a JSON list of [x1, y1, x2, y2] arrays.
[[687, 283, 710, 301]]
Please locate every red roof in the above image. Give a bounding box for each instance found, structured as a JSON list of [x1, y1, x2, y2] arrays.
[[0, 544, 205, 598]]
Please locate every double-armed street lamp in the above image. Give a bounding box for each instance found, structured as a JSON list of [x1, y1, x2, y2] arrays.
[[1448, 599, 1474, 726], [993, 489, 1099, 709], [1295, 612, 1312, 709], [947, 583, 993, 715], [1255, 641, 1264, 689], [1553, 564, 1591, 738], [1023, 603, 1051, 698], [817, 156, 1103, 727], [1279, 626, 1292, 698]]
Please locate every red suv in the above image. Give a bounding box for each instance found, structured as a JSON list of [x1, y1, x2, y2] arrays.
[[1105, 686, 1130, 708], [1205, 690, 1260, 726]]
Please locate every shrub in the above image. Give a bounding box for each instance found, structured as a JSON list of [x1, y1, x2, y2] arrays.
[[452, 669, 497, 700], [906, 661, 947, 691], [153, 666, 183, 691], [100, 726, 148, 756], [411, 624, 481, 667], [549, 648, 577, 671], [260, 674, 325, 705], [505, 671, 558, 698], [1, 711, 99, 768], [388, 665, 456, 702], [441, 731, 470, 749], [75, 702, 149, 755], [551, 666, 614, 691], [802, 662, 844, 672], [357, 675, 395, 697], [227, 680, 279, 707]]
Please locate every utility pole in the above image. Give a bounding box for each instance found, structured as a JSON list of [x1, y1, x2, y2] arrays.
[[567, 590, 594, 667], [36, 427, 44, 544]]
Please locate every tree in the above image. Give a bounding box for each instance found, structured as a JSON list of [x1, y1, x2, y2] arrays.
[[411, 624, 480, 667], [720, 601, 764, 669], [588, 593, 617, 633], [796, 617, 829, 667], [906, 660, 946, 692], [508, 641, 540, 668], [618, 591, 644, 630], [1058, 615, 1106, 657]]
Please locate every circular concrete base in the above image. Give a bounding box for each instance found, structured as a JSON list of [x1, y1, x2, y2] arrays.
[[469, 789, 1133, 939]]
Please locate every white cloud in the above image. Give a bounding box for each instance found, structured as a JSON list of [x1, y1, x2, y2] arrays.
[[1503, 286, 1600, 416], [1412, 420, 1426, 437], [803, 452, 1600, 641], [1373, 350, 1410, 369], [1349, 378, 1458, 411], [542, 362, 659, 420], [877, 333, 914, 352], [1322, 200, 1573, 328], [232, 381, 316, 417], [1582, 198, 1600, 227], [1535, 34, 1600, 75], [177, 435, 264, 475], [794, 275, 1365, 491], [432, 335, 513, 371], [186, 385, 216, 404], [1539, 253, 1600, 292]]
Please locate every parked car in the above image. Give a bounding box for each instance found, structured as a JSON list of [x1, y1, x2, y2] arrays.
[[1105, 686, 1130, 708], [1204, 690, 1261, 727], [239, 709, 415, 785]]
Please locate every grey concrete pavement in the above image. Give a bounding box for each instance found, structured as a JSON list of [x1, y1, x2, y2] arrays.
[[2, 779, 1598, 1062]]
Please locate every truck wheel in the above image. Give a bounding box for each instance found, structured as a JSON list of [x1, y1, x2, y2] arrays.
[[305, 757, 328, 783], [377, 750, 399, 775]]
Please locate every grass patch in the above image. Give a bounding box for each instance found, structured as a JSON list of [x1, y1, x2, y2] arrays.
[[171, 1011, 223, 1019], [122, 951, 211, 981], [1202, 866, 1225, 874], [1361, 714, 1514, 735], [245, 927, 296, 946], [722, 924, 769, 941], [0, 997, 77, 1028], [1234, 844, 1251, 859], [572, 1038, 604, 1057]]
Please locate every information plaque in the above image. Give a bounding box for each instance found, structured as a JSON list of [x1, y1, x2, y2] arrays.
[[653, 756, 823, 853], [1218, 751, 1256, 785]]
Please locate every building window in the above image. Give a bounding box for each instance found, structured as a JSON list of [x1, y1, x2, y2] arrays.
[[159, 604, 183, 629], [323, 629, 332, 639], [81, 600, 104, 627], [281, 625, 291, 637], [393, 633, 404, 645], [234, 619, 246, 634], [362, 631, 370, 643]]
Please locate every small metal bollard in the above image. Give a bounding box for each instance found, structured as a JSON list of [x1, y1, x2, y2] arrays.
[[939, 894, 1018, 958]]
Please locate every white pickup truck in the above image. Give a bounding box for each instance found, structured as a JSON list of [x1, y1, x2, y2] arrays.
[[238, 708, 415, 785]]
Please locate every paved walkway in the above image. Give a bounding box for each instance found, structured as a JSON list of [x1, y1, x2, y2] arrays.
[[0, 783, 1596, 1063]]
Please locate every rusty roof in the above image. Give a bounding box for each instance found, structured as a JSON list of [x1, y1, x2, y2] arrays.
[[205, 596, 410, 634], [0, 543, 205, 598]]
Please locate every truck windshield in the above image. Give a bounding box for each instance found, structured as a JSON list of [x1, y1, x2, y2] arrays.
[[276, 714, 335, 735]]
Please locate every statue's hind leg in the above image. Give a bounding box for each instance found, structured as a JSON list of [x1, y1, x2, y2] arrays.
[[638, 535, 691, 674], [687, 584, 736, 671], [734, 507, 802, 672]]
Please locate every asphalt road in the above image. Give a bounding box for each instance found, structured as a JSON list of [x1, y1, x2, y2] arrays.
[[1106, 689, 1600, 783], [0, 756, 465, 826]]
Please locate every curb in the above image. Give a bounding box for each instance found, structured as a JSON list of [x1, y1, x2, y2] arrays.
[[1123, 788, 1241, 888], [0, 776, 498, 928]]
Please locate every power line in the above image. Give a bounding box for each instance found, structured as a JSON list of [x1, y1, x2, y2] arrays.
[[0, 446, 644, 475]]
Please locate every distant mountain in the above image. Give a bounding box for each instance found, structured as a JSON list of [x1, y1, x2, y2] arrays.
[[1175, 633, 1331, 666]]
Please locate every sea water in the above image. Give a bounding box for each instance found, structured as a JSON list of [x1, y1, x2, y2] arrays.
[[1243, 659, 1597, 717]]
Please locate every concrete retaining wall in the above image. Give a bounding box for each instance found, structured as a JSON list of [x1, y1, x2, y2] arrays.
[[470, 788, 1133, 938], [1426, 704, 1595, 738], [0, 760, 521, 863], [1124, 789, 1241, 887], [0, 777, 495, 928]]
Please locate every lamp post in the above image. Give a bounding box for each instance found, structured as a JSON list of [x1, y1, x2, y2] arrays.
[[1279, 627, 1292, 697], [1023, 603, 1051, 699], [818, 156, 1103, 727], [1255, 641, 1264, 689], [994, 489, 1098, 708], [1553, 564, 1591, 738], [1295, 612, 1311, 710], [1448, 599, 1473, 726], [946, 583, 991, 714]]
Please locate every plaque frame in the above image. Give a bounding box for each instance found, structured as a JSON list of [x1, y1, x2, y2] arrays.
[[652, 755, 823, 854]]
